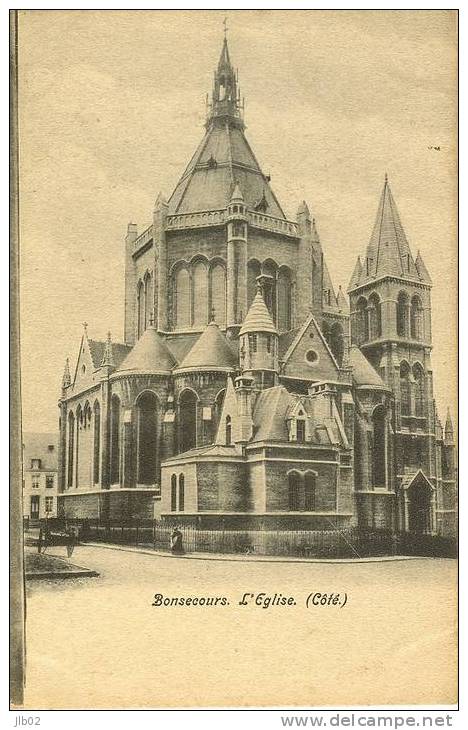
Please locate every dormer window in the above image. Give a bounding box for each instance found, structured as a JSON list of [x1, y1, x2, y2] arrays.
[[296, 419, 306, 443]]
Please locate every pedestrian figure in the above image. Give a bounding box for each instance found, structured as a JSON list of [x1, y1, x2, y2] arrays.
[[170, 526, 184, 555]]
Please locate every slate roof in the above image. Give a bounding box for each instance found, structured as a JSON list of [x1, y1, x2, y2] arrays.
[[176, 321, 238, 371], [118, 327, 177, 373], [349, 177, 431, 289], [22, 432, 58, 471], [162, 443, 238, 463], [88, 340, 131, 370], [239, 290, 277, 335], [349, 346, 387, 389], [167, 40, 286, 219]]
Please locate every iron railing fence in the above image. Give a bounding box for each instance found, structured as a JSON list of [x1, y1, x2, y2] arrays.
[[47, 518, 456, 559]]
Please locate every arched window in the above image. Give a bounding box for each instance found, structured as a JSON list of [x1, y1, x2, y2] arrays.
[[247, 260, 261, 310], [75, 405, 82, 488], [210, 262, 226, 327], [178, 474, 185, 512], [192, 260, 208, 327], [67, 412, 75, 488], [175, 266, 190, 329], [296, 416, 306, 443], [225, 415, 232, 446], [397, 292, 409, 338], [288, 471, 301, 511], [213, 389, 226, 435], [277, 266, 292, 332], [413, 364, 425, 417], [262, 260, 278, 322], [144, 272, 153, 329], [329, 322, 344, 365], [136, 391, 159, 484], [304, 472, 316, 511], [356, 297, 368, 344], [368, 293, 382, 339], [171, 474, 177, 511], [110, 395, 121, 484], [93, 401, 100, 485], [179, 389, 197, 453], [410, 295, 423, 340], [372, 406, 386, 488], [400, 362, 411, 416], [136, 280, 144, 339]]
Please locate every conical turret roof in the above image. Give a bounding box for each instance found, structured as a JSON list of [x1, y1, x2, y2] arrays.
[[239, 289, 277, 336], [176, 321, 237, 371], [118, 327, 176, 373], [415, 250, 432, 284], [336, 286, 349, 313]]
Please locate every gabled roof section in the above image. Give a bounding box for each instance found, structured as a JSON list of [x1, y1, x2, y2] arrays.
[[351, 176, 428, 289], [176, 321, 237, 371], [400, 469, 434, 491], [281, 313, 341, 381], [118, 327, 176, 374], [349, 346, 388, 390], [239, 289, 277, 336]]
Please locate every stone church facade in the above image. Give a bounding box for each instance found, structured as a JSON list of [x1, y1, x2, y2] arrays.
[[57, 38, 456, 537]]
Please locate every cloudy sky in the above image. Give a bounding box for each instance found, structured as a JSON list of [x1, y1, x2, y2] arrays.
[[17, 9, 457, 433]]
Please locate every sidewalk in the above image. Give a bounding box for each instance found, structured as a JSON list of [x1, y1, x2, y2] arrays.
[[82, 540, 427, 564], [25, 547, 99, 580]]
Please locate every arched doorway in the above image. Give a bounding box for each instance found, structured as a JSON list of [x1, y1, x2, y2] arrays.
[[179, 389, 197, 453], [136, 391, 159, 484], [407, 475, 432, 534]]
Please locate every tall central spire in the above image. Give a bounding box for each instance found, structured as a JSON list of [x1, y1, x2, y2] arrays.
[[207, 36, 244, 128]]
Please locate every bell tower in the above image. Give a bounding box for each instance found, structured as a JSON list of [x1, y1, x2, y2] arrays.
[[348, 175, 436, 502]]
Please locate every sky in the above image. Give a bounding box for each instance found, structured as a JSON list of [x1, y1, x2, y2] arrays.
[[17, 9, 457, 433]]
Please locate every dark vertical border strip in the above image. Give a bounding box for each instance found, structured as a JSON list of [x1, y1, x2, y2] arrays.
[[10, 8, 26, 708]]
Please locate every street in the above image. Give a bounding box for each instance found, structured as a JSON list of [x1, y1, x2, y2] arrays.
[[23, 545, 457, 708]]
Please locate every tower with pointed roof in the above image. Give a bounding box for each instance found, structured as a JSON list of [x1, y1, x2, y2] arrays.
[[348, 175, 446, 533]]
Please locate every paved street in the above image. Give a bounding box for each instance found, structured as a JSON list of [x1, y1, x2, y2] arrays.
[[23, 544, 457, 708]]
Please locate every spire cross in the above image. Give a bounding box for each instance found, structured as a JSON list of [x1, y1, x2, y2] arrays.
[[82, 321, 88, 333], [223, 16, 228, 38]]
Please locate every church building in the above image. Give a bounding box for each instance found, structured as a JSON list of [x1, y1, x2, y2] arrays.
[[57, 37, 456, 537]]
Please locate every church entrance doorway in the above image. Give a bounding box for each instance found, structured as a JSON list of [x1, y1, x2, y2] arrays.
[[407, 474, 432, 534]]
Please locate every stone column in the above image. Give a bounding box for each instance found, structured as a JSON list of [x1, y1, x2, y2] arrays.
[[124, 223, 138, 346], [153, 194, 168, 331], [122, 412, 134, 488]]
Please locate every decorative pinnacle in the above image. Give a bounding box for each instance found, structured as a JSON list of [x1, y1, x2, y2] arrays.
[[101, 331, 114, 368], [62, 357, 71, 388], [384, 172, 388, 183], [82, 321, 88, 335]]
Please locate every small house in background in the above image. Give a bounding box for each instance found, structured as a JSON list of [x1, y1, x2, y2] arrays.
[[22, 433, 58, 522]]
